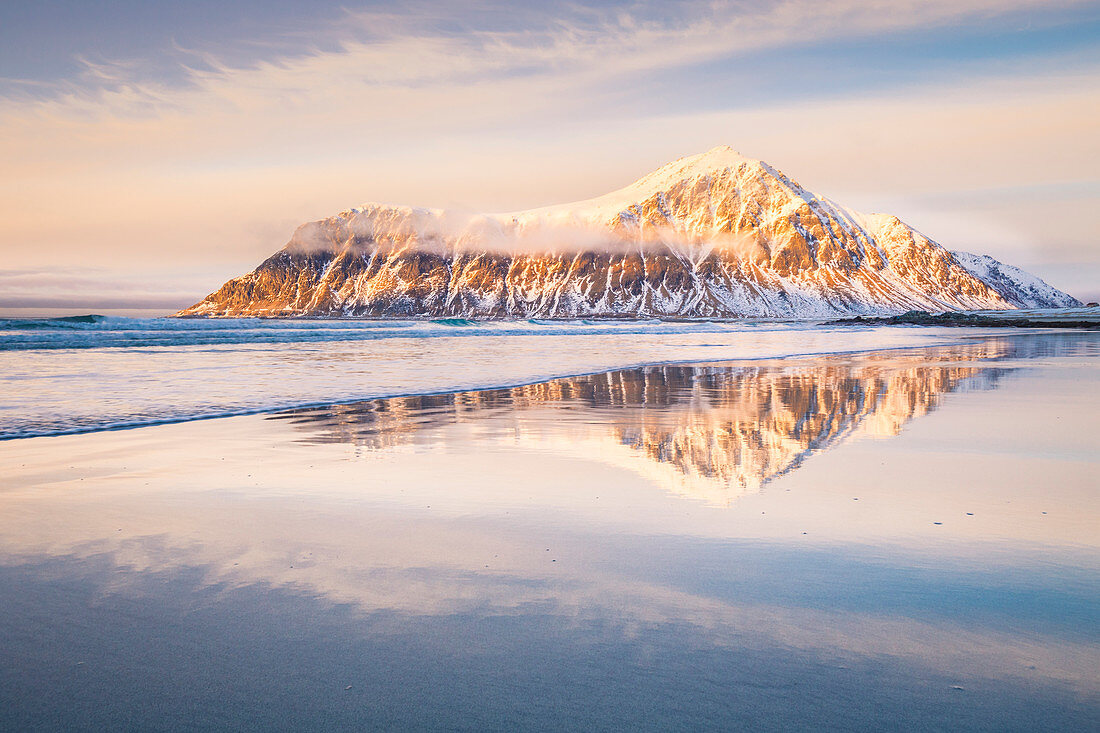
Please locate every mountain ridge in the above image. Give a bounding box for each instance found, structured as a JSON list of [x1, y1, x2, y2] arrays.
[[178, 146, 1079, 318]]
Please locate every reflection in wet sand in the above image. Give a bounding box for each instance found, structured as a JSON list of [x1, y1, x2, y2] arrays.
[[274, 339, 1036, 504]]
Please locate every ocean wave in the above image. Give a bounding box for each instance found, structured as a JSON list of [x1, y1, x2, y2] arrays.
[[0, 315, 797, 351], [0, 314, 108, 330], [430, 318, 477, 327]]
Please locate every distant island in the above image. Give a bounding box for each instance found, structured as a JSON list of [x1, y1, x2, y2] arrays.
[[177, 147, 1079, 318]]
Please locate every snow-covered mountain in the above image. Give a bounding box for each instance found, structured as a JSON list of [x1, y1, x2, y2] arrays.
[[178, 146, 1079, 318], [950, 251, 1080, 309]]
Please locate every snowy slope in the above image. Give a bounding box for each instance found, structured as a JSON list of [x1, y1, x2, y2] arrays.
[[951, 251, 1080, 308]]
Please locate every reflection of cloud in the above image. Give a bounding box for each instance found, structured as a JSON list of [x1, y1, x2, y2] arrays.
[[275, 341, 1023, 505], [1, 495, 1096, 697]]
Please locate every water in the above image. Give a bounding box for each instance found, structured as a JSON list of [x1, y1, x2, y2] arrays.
[[2, 326, 1098, 729], [0, 315, 974, 439]]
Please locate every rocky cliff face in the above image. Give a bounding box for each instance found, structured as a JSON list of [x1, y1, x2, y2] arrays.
[[178, 146, 1077, 318]]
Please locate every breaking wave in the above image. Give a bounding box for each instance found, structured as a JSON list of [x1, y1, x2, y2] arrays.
[[0, 315, 778, 351]]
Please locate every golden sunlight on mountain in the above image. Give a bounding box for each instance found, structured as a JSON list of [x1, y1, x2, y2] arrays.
[[178, 149, 1077, 319]]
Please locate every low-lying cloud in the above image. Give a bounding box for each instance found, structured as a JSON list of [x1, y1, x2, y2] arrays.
[[0, 268, 202, 310], [282, 206, 762, 261]]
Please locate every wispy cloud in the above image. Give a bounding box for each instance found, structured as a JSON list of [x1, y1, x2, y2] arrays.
[[0, 0, 1096, 301], [4, 0, 1091, 119]]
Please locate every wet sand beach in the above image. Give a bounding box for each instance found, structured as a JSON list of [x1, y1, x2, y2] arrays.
[[1, 331, 1098, 730]]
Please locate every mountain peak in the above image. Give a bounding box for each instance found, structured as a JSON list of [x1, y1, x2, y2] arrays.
[[703, 143, 749, 160], [612, 145, 775, 205], [511, 145, 763, 223], [642, 145, 758, 181]]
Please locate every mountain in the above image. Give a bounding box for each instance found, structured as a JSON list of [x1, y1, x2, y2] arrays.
[[950, 251, 1080, 309], [178, 146, 1079, 318]]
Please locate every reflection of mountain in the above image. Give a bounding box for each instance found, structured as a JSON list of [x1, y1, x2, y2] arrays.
[[273, 340, 1041, 505]]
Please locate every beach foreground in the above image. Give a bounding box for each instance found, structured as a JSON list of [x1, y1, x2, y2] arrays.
[[2, 331, 1098, 730]]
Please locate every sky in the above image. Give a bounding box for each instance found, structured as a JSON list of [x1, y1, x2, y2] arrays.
[[1, 0, 1099, 311]]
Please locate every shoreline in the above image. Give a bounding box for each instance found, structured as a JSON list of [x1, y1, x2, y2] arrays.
[[830, 309, 1100, 330], [9, 307, 1098, 329], [0, 331, 1054, 442], [8, 325, 1100, 440], [172, 308, 1100, 324], [5, 323, 1097, 443]]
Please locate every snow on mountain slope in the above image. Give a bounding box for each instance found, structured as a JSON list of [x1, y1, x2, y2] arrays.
[[177, 146, 1076, 318], [951, 251, 1081, 309]]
